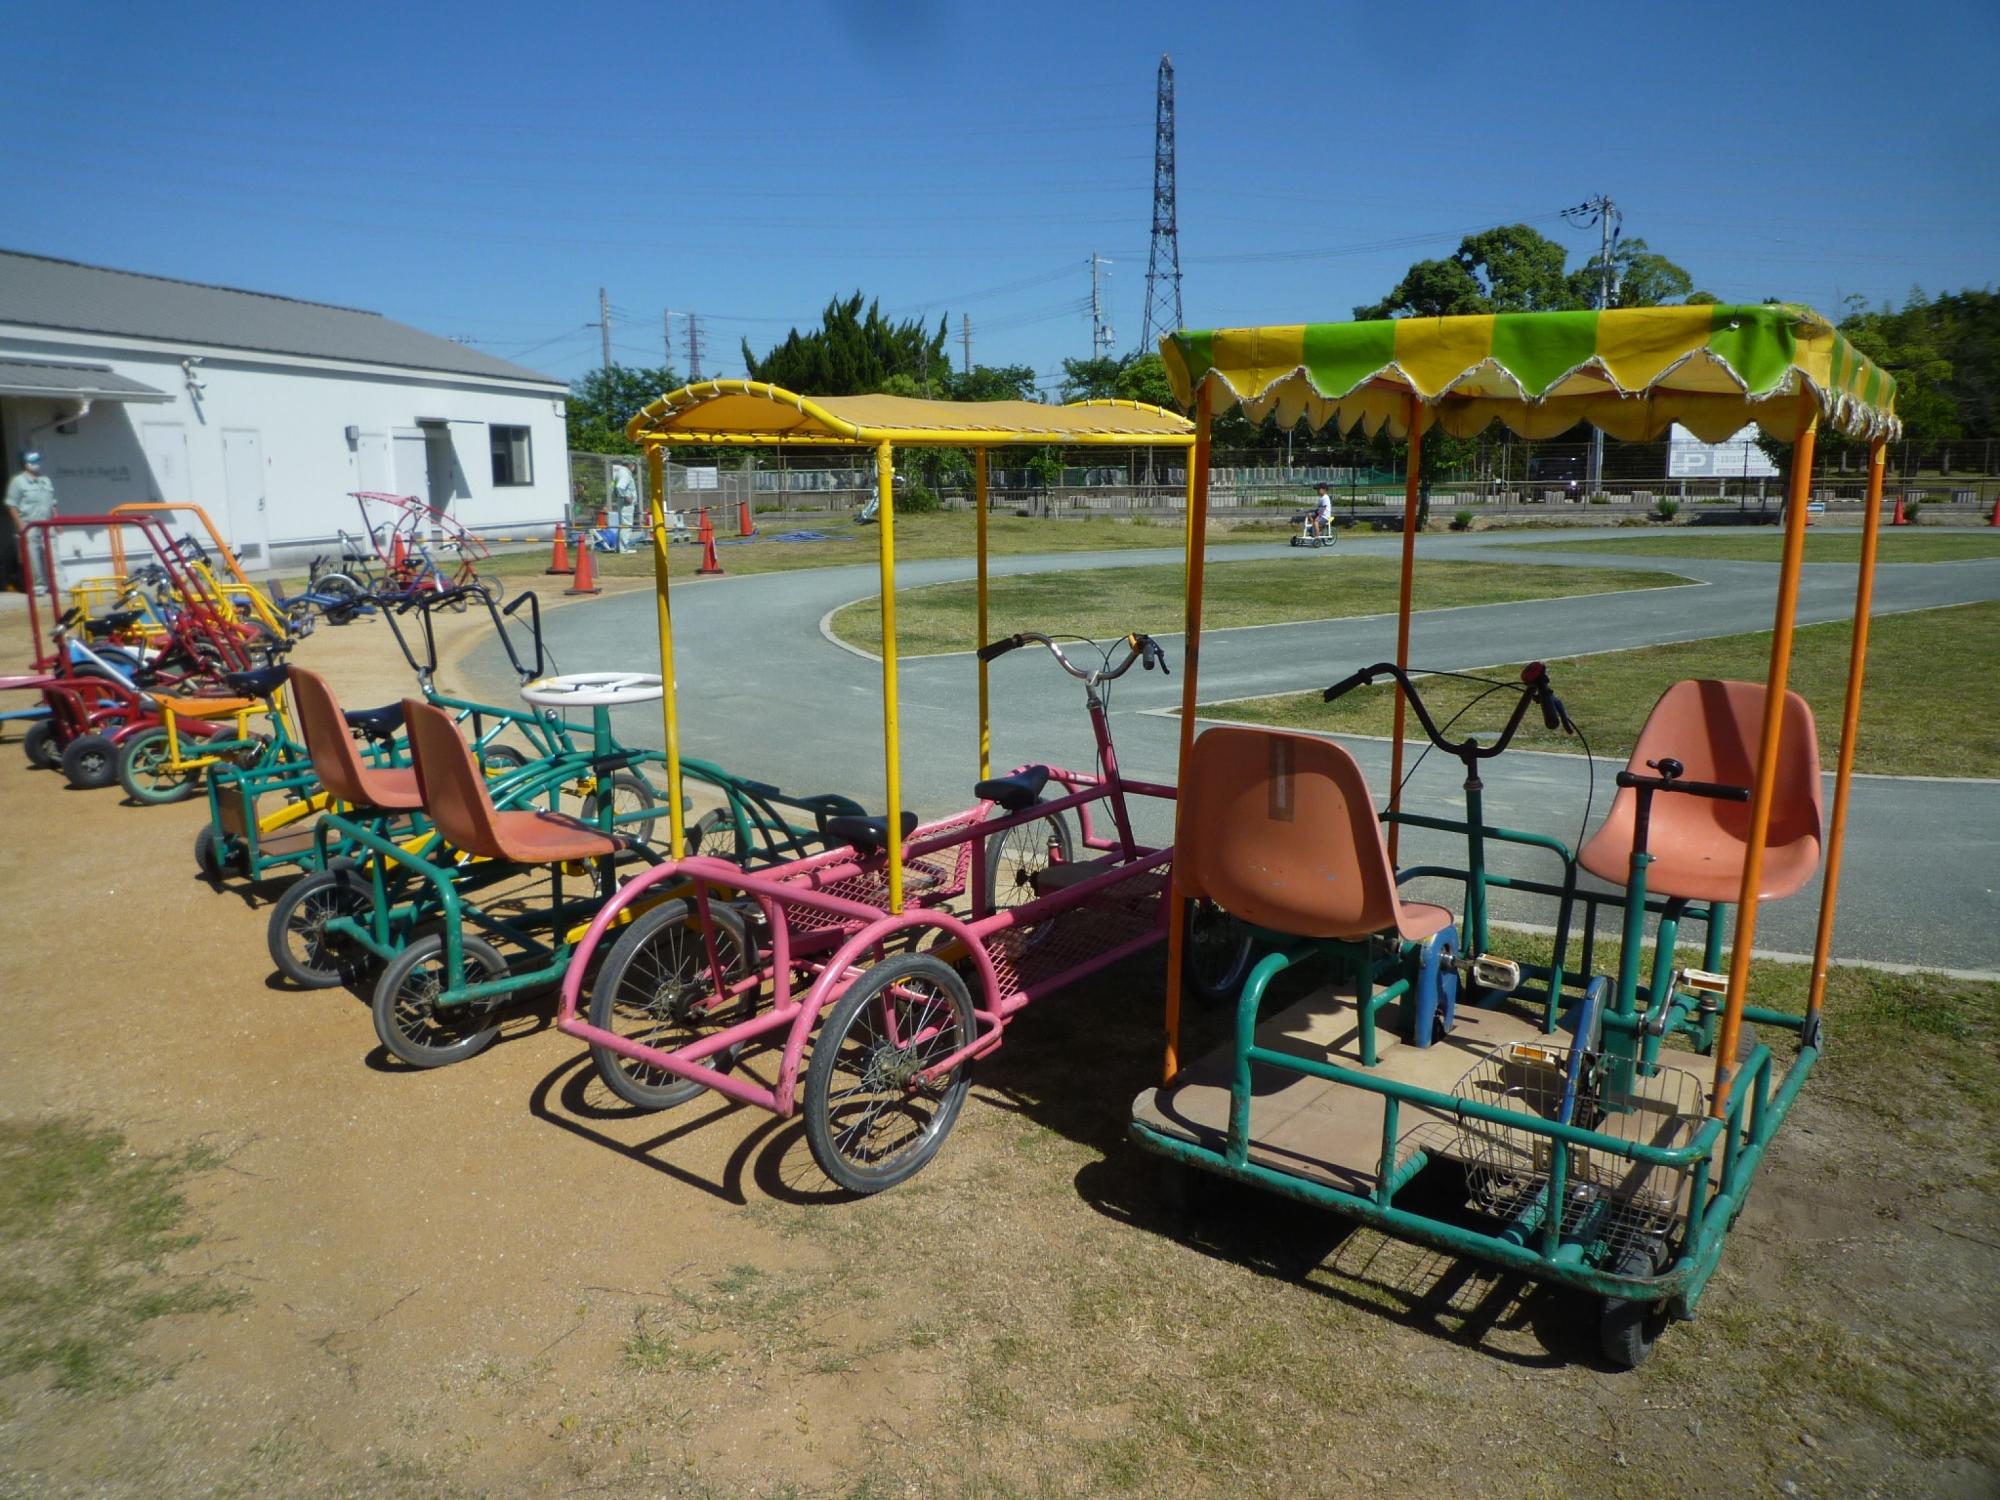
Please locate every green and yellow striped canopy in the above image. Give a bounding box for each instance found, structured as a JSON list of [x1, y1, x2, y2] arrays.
[[1162, 304, 1899, 444]]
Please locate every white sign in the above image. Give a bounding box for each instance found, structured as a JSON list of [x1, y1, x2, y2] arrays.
[[1667, 423, 1778, 480], [683, 466, 719, 491]]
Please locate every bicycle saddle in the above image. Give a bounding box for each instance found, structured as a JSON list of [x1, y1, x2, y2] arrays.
[[973, 765, 1051, 812], [222, 664, 290, 699], [825, 810, 920, 854], [342, 703, 405, 742], [85, 609, 144, 636]]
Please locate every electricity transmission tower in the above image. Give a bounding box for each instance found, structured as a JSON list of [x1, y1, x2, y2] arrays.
[[684, 312, 703, 382], [1137, 54, 1183, 356], [961, 313, 973, 375], [1563, 193, 1622, 492], [1090, 254, 1115, 359]]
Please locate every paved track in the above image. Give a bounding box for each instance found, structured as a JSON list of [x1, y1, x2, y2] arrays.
[[480, 529, 2000, 971]]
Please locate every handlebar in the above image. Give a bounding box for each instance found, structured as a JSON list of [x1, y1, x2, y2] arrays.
[[1616, 758, 1750, 803], [1323, 660, 1571, 762], [976, 630, 1170, 684]]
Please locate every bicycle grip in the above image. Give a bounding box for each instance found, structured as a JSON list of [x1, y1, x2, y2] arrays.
[[977, 634, 1025, 663], [1322, 667, 1375, 702]]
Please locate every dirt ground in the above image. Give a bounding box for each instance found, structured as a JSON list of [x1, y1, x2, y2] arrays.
[[0, 589, 1994, 1499]]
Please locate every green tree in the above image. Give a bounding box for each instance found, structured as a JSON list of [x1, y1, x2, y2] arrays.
[[742, 293, 950, 395], [1356, 224, 1699, 319], [566, 363, 680, 453], [946, 363, 1039, 402]]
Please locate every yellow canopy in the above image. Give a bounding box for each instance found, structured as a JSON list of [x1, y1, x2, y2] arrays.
[[626, 380, 1196, 448], [1161, 303, 1900, 444]]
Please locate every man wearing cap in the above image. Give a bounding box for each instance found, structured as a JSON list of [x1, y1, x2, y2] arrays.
[[4, 452, 57, 591]]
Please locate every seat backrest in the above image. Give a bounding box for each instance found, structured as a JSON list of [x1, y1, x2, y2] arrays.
[[288, 666, 375, 807], [1180, 726, 1401, 941], [1586, 678, 1823, 900], [402, 698, 508, 858]]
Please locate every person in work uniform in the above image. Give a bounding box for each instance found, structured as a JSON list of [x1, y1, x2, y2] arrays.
[[4, 451, 57, 592]]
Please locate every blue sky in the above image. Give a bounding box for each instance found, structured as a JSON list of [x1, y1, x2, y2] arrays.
[[5, 1, 1995, 393]]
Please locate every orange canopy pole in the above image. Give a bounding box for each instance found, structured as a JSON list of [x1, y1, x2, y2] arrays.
[[1803, 437, 1887, 1027], [1712, 396, 1818, 1115], [1161, 382, 1213, 1084], [1386, 394, 1423, 865]]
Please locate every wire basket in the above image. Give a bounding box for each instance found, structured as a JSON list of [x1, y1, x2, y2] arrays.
[[1452, 1040, 1707, 1261]]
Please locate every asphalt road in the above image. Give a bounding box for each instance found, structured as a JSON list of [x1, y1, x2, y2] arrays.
[[475, 528, 2000, 972]]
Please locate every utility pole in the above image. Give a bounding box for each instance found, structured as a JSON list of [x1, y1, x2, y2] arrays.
[[1138, 55, 1184, 355], [664, 308, 674, 368], [1090, 253, 1115, 359], [961, 313, 972, 375], [1563, 194, 1621, 493], [598, 287, 612, 372], [684, 312, 702, 382]]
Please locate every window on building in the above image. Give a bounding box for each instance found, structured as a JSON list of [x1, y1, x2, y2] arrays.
[[490, 425, 534, 486]]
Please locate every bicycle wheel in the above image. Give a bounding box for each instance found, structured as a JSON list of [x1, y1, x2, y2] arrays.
[[371, 932, 509, 1069], [1182, 898, 1255, 1004], [117, 726, 197, 805], [980, 800, 1072, 915], [803, 953, 976, 1194], [586, 899, 758, 1110], [581, 769, 661, 844], [687, 807, 742, 862], [22, 719, 58, 770], [60, 732, 119, 790], [266, 863, 375, 988]]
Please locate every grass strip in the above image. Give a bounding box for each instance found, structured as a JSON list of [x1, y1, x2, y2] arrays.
[[830, 556, 1681, 657], [1201, 600, 1999, 778]]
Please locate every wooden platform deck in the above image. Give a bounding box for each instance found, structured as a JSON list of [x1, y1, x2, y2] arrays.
[[1134, 984, 1708, 1207]]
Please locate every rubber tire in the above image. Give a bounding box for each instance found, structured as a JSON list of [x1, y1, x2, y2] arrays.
[[193, 823, 239, 880], [371, 932, 509, 1069], [1182, 898, 1255, 1004], [1599, 1241, 1670, 1369], [803, 953, 977, 1195], [317, 573, 363, 625], [267, 863, 376, 989], [479, 743, 528, 776], [582, 769, 661, 844], [979, 799, 1073, 916], [60, 732, 119, 789], [118, 726, 197, 805], [22, 719, 59, 770], [586, 899, 759, 1110], [687, 807, 741, 862]]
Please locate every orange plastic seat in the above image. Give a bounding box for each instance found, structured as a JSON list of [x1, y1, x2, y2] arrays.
[[152, 692, 261, 719], [1579, 679, 1823, 904], [401, 699, 620, 864], [1180, 726, 1451, 943], [288, 667, 424, 812]]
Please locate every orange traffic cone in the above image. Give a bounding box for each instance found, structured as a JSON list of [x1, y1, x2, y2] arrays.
[[565, 535, 601, 595], [696, 508, 725, 576], [738, 500, 755, 537], [388, 529, 408, 573], [1891, 495, 1908, 526], [545, 523, 574, 574], [1989, 496, 2000, 527]]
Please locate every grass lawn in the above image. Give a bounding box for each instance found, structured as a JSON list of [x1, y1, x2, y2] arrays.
[[482, 510, 1279, 583], [1511, 529, 2000, 564], [830, 555, 1682, 657], [1203, 599, 2000, 778]]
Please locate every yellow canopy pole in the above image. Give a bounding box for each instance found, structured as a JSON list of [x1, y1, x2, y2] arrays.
[[1803, 437, 1887, 1027], [645, 443, 686, 859], [1712, 395, 1819, 1115], [1386, 393, 1424, 865], [976, 448, 991, 780], [1162, 382, 1214, 1085], [875, 440, 904, 914]]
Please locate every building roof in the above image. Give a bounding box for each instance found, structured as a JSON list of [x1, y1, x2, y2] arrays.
[[0, 358, 173, 403], [0, 249, 564, 389]]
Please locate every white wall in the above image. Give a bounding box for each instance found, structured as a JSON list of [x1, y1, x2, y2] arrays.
[[0, 332, 569, 572]]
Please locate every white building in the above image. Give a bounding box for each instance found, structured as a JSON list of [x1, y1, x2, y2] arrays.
[[0, 249, 569, 572]]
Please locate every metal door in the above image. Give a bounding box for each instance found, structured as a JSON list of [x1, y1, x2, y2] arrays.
[[355, 431, 389, 492], [220, 428, 269, 562], [141, 421, 191, 504], [392, 428, 426, 500]]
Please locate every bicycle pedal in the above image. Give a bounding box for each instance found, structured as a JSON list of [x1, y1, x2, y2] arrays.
[[1678, 967, 1729, 996], [1470, 954, 1522, 993]]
